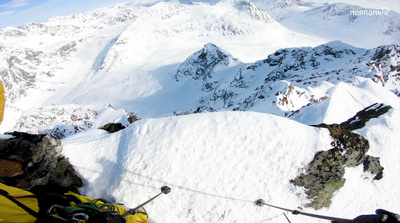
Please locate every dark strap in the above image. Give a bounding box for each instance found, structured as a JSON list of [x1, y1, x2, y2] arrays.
[[0, 189, 39, 218]]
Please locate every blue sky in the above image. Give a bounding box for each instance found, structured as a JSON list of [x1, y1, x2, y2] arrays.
[[0, 0, 399, 30]]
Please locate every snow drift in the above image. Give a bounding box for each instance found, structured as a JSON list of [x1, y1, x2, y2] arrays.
[[62, 110, 399, 223]]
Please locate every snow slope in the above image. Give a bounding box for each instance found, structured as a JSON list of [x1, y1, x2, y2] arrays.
[[62, 109, 400, 223], [290, 79, 400, 125], [277, 3, 400, 49], [252, 0, 314, 21], [0, 0, 326, 133]]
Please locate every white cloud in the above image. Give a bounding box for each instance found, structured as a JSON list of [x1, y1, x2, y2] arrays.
[[0, 0, 31, 9]]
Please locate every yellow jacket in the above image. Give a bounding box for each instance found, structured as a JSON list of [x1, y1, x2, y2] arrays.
[[0, 183, 148, 223]]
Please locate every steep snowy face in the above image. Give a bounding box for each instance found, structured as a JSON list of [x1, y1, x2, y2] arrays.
[[95, 0, 304, 74], [234, 0, 276, 23], [252, 0, 313, 21], [0, 45, 61, 103], [174, 43, 238, 81], [279, 3, 400, 48], [0, 4, 140, 132], [253, 0, 311, 10], [41, 0, 321, 108], [0, 4, 139, 105]]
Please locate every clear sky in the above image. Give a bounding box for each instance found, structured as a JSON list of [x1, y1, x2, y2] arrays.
[[0, 0, 399, 30]]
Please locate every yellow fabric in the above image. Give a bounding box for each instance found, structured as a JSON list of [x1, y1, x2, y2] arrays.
[[125, 212, 148, 223], [65, 192, 149, 223], [0, 184, 148, 223], [0, 81, 5, 125], [0, 183, 39, 223]]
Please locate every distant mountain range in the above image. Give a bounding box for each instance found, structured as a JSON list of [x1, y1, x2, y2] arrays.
[[0, 0, 399, 133], [1, 2, 399, 221]]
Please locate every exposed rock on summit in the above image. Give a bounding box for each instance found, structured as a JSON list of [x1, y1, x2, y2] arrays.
[[291, 103, 390, 209], [99, 123, 126, 133], [0, 132, 82, 192]]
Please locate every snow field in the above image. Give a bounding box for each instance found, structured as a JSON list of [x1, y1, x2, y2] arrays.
[[62, 111, 334, 222]]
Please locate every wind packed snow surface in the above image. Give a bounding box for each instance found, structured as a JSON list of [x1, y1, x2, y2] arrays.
[[62, 110, 400, 223], [1, 0, 400, 222]]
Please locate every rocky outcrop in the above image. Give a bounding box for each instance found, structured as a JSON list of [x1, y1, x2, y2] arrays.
[[291, 103, 390, 209], [0, 132, 82, 192], [99, 123, 126, 133], [363, 156, 384, 180], [340, 103, 392, 131], [97, 108, 140, 133]]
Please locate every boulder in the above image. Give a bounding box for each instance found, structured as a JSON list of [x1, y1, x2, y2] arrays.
[[0, 131, 82, 192], [99, 123, 126, 133], [363, 155, 384, 180], [292, 103, 391, 209]]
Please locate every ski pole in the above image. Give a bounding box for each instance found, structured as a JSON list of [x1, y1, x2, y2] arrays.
[[122, 186, 171, 218], [255, 199, 353, 223]]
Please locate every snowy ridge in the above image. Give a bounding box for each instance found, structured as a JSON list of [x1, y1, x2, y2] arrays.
[[62, 109, 400, 223], [171, 41, 399, 120]]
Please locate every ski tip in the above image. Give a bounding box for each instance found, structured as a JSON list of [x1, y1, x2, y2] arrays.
[[255, 199, 265, 207], [161, 186, 171, 194]]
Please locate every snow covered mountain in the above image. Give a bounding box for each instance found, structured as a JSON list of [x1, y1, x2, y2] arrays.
[[0, 0, 326, 132], [0, 1, 400, 222], [170, 41, 400, 123], [271, 2, 400, 48], [252, 0, 313, 21]]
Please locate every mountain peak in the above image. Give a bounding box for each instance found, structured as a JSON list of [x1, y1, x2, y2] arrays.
[[255, 0, 312, 10], [252, 0, 313, 21], [174, 43, 236, 81], [234, 0, 275, 23]]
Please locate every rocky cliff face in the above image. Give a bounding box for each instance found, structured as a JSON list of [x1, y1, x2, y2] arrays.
[[172, 42, 399, 117], [291, 103, 389, 209], [0, 132, 82, 191]]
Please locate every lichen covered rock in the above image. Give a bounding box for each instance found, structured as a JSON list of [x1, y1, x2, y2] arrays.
[[291, 103, 391, 209]]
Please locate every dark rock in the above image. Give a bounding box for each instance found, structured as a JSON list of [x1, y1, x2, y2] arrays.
[[7, 131, 46, 143], [127, 112, 140, 123], [294, 103, 391, 209], [99, 123, 126, 133], [341, 103, 392, 131], [338, 129, 369, 167], [290, 149, 345, 209], [0, 132, 82, 191], [363, 156, 384, 180]]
